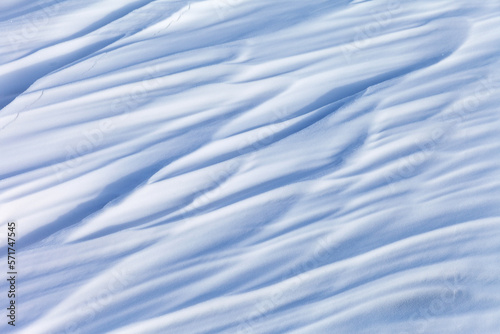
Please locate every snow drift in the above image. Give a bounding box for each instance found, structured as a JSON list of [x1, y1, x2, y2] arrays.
[[1, 0, 500, 333]]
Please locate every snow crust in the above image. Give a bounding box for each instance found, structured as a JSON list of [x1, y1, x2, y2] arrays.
[[1, 0, 500, 333]]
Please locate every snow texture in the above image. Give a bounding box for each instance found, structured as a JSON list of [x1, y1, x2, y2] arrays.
[[1, 0, 500, 333]]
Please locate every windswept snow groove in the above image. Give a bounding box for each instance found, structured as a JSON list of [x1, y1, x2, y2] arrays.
[[1, 0, 500, 333]]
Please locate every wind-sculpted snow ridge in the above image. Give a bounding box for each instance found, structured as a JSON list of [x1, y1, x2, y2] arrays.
[[1, 0, 500, 333]]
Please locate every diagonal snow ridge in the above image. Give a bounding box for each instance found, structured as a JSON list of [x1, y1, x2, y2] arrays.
[[1, 0, 500, 333]]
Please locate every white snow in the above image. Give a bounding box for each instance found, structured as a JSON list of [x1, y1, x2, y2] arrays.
[[1, 0, 500, 333]]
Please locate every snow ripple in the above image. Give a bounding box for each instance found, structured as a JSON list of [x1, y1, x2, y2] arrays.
[[1, 0, 500, 333]]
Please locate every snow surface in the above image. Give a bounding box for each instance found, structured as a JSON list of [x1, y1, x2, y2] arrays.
[[1, 0, 500, 333]]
